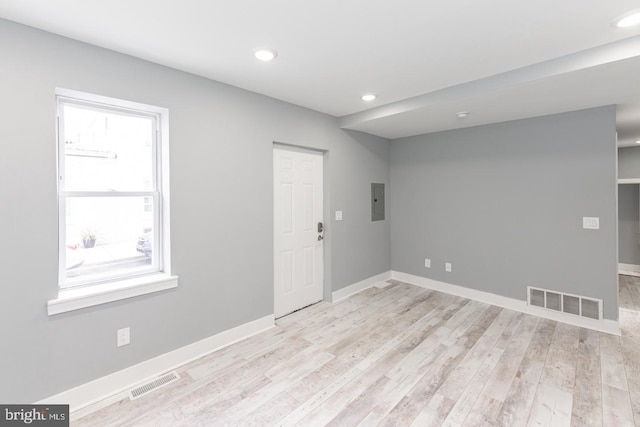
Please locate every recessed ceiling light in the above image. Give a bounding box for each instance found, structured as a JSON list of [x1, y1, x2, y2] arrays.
[[614, 10, 640, 28], [635, 140, 640, 144], [456, 111, 470, 119], [361, 94, 376, 101], [254, 49, 277, 61]]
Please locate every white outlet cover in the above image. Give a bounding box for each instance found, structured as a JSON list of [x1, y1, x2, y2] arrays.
[[425, 258, 431, 268], [445, 262, 452, 272], [335, 210, 343, 221]]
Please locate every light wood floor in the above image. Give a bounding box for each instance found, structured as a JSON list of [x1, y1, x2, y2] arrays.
[[75, 277, 640, 426]]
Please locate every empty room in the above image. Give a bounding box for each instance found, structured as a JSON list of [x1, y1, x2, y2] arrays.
[[2, 1, 640, 426]]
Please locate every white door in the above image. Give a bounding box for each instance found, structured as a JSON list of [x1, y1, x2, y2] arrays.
[[274, 147, 324, 318]]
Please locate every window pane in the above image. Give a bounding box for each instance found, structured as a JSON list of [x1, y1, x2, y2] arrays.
[[62, 104, 154, 192], [63, 196, 155, 285]]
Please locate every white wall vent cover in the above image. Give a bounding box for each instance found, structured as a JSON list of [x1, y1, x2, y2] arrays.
[[129, 371, 180, 400], [527, 286, 602, 320]]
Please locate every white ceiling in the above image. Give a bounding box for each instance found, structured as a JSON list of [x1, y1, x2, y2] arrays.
[[1, 0, 640, 143]]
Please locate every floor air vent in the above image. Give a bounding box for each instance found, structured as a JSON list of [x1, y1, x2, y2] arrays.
[[528, 287, 602, 320], [129, 371, 180, 400]]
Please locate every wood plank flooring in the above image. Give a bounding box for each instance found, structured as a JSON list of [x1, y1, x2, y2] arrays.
[[74, 277, 640, 426]]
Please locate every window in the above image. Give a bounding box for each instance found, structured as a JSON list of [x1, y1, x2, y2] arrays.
[[51, 89, 175, 313]]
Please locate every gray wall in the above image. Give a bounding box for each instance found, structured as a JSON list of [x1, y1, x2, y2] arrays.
[[619, 146, 640, 179], [390, 107, 618, 320], [0, 19, 390, 402], [619, 184, 640, 265]]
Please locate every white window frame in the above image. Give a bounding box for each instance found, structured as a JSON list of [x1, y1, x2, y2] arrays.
[[48, 88, 177, 315]]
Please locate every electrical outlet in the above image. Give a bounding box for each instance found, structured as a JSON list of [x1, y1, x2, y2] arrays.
[[117, 327, 130, 347], [424, 258, 431, 268], [445, 262, 452, 272]]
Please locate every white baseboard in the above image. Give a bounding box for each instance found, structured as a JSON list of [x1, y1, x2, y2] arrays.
[[331, 271, 392, 303], [619, 270, 640, 277], [391, 271, 620, 336], [38, 314, 275, 418], [619, 263, 640, 277]]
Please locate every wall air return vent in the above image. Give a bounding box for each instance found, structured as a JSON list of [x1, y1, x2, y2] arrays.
[[527, 286, 602, 321]]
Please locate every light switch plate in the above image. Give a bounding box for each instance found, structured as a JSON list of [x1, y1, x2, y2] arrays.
[[117, 327, 130, 347], [335, 211, 343, 221], [582, 217, 599, 230]]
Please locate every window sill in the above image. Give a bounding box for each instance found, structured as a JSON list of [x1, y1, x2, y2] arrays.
[[48, 274, 178, 316]]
